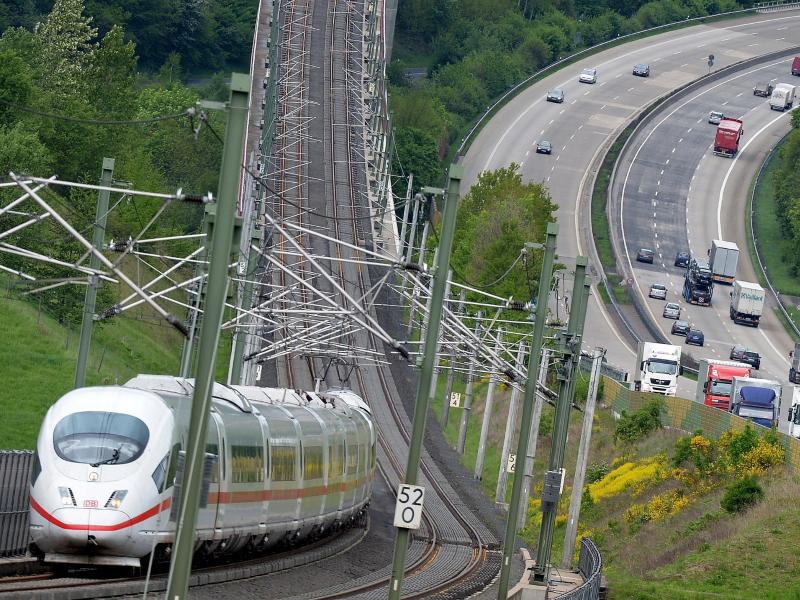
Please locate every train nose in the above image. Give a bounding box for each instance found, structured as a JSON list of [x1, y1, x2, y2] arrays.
[[46, 508, 134, 552]]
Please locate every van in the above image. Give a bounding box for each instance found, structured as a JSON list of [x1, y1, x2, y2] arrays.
[[793, 56, 800, 76]]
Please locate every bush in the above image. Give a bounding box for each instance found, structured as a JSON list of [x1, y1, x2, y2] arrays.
[[614, 399, 664, 443], [585, 462, 611, 484], [721, 477, 764, 514]]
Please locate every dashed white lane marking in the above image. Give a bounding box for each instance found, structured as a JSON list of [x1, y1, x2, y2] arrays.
[[687, 127, 693, 133], [570, 134, 575, 140], [525, 150, 530, 156], [584, 90, 590, 96], [577, 124, 583, 130], [549, 119, 555, 125], [599, 82, 607, 87], [520, 161, 525, 167], [778, 37, 786, 40], [546, 175, 551, 182], [671, 147, 676, 153], [657, 180, 661, 186], [736, 92, 744, 97], [665, 159, 670, 165], [560, 109, 565, 114], [678, 138, 683, 143], [777, 26, 788, 30], [615, 73, 622, 78], [681, 63, 689, 68], [748, 43, 759, 47], [571, 99, 577, 104], [613, 96, 620, 101], [660, 169, 665, 175], [696, 118, 703, 123], [540, 129, 545, 135], [556, 155, 560, 161], [721, 37, 731, 41], [698, 43, 706, 48], [721, 101, 729, 106], [654, 191, 659, 196], [628, 87, 635, 92], [673, 51, 682, 55]]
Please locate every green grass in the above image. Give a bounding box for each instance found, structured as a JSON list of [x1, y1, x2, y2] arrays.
[[751, 138, 800, 297], [0, 284, 234, 449]]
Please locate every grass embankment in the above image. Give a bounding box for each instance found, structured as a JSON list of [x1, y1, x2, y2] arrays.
[[0, 284, 232, 450], [749, 137, 800, 339], [434, 368, 799, 598]]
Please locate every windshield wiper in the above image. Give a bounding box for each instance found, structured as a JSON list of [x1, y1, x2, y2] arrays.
[[91, 447, 121, 468]]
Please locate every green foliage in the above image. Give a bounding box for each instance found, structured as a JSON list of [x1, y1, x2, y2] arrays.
[[393, 126, 442, 199], [614, 398, 664, 443], [538, 408, 554, 438], [451, 164, 557, 302], [585, 462, 611, 484], [720, 476, 764, 513], [723, 424, 759, 466]]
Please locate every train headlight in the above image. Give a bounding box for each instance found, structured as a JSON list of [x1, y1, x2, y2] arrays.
[[58, 487, 76, 507], [105, 490, 128, 509]]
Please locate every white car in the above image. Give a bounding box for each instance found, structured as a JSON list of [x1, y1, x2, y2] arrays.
[[649, 283, 667, 300], [663, 302, 681, 319], [579, 68, 597, 84]]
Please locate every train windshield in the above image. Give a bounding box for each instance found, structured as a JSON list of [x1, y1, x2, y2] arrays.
[[53, 412, 149, 466]]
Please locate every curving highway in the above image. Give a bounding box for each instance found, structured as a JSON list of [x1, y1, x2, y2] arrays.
[[614, 52, 799, 429], [461, 11, 800, 407]]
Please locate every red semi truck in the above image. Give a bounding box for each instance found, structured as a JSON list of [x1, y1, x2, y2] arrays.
[[695, 359, 752, 410], [713, 117, 743, 157]]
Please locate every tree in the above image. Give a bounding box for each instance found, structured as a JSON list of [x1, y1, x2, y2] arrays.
[[392, 126, 441, 200], [0, 48, 34, 125], [87, 25, 137, 118], [451, 164, 558, 301], [33, 0, 98, 97]]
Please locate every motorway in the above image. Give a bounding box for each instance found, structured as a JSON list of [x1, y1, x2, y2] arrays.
[[461, 10, 800, 410], [615, 51, 798, 429]]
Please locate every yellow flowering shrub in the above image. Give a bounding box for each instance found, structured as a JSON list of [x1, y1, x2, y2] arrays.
[[556, 514, 567, 527], [624, 490, 690, 524], [588, 455, 666, 502], [690, 435, 712, 455], [740, 439, 785, 476]]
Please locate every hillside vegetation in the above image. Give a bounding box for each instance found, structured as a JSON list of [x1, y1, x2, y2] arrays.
[[437, 370, 798, 598]]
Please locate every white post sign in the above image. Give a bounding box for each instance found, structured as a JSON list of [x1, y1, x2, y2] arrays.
[[506, 453, 516, 473], [393, 484, 425, 530], [449, 392, 462, 407]]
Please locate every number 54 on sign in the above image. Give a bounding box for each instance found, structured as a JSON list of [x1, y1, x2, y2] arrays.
[[393, 484, 425, 530]]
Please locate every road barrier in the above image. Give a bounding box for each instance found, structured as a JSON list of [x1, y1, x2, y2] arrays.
[[0, 451, 32, 557]]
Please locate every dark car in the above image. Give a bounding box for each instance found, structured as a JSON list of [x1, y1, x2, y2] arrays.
[[536, 140, 552, 154], [686, 329, 705, 346], [730, 345, 761, 369], [636, 248, 655, 263], [546, 89, 565, 103], [671, 320, 690, 336], [730, 344, 747, 361], [674, 251, 690, 268], [633, 63, 650, 77]]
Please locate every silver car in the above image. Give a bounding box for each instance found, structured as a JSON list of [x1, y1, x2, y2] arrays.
[[649, 283, 667, 300], [663, 302, 681, 319], [579, 68, 597, 84], [709, 111, 724, 125]]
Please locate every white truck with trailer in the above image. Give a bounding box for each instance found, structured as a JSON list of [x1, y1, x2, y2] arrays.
[[709, 240, 739, 284], [730, 376, 782, 428], [770, 82, 796, 111], [729, 281, 765, 327], [632, 342, 682, 396]]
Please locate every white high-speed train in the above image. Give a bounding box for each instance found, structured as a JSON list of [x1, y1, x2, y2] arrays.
[[29, 375, 375, 567]]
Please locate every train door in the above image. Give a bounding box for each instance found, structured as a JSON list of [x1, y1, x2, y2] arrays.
[[197, 411, 224, 535]]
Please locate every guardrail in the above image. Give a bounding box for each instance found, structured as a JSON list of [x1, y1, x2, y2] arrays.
[[560, 538, 604, 600], [749, 140, 800, 341], [756, 1, 800, 12], [0, 451, 32, 557], [452, 5, 784, 160]]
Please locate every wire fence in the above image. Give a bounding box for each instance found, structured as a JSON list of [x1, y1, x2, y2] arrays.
[[0, 451, 33, 557], [559, 538, 604, 600]]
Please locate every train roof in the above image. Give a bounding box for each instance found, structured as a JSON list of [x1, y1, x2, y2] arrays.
[[124, 375, 369, 415]]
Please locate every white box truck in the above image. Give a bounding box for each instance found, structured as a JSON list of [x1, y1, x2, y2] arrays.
[[730, 281, 765, 327], [709, 240, 739, 284], [770, 83, 796, 111], [788, 386, 800, 438], [730, 376, 781, 428], [632, 342, 682, 396]]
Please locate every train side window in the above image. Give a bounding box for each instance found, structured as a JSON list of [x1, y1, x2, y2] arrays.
[[303, 445, 324, 480], [329, 441, 344, 479], [271, 445, 296, 482], [346, 443, 360, 476], [205, 443, 220, 483], [231, 445, 265, 483], [371, 441, 376, 470], [152, 443, 181, 493], [30, 451, 42, 486]]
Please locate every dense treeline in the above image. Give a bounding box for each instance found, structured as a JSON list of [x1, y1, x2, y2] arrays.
[[0, 0, 224, 323], [0, 0, 257, 71], [772, 112, 800, 275], [390, 0, 745, 196]]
